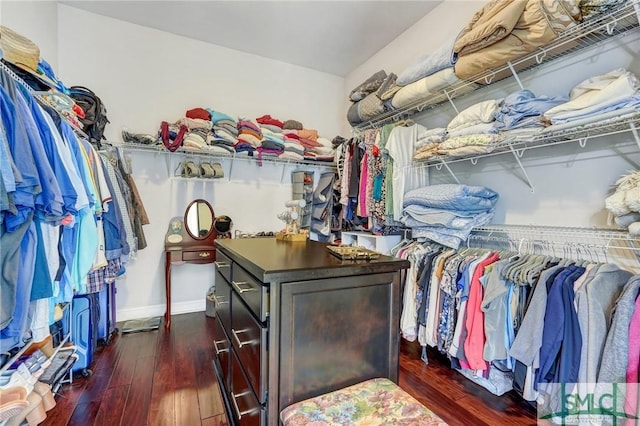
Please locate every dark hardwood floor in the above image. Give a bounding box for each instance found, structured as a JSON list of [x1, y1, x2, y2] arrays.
[[40, 312, 536, 425]]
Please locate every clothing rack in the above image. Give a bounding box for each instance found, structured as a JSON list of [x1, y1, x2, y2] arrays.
[[0, 60, 88, 140], [468, 224, 640, 262]]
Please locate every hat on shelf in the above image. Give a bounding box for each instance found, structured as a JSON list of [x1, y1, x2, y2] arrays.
[[0, 25, 58, 89]]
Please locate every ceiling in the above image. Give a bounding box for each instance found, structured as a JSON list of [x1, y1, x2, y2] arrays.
[[60, 1, 441, 76]]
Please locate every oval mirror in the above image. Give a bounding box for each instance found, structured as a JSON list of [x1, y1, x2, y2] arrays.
[[185, 199, 214, 240]]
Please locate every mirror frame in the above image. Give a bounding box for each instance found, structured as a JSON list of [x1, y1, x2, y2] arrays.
[[184, 199, 215, 241]]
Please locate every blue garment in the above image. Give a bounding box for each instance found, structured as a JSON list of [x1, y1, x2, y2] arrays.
[[30, 218, 53, 300], [538, 265, 585, 385], [493, 90, 567, 131], [100, 156, 127, 260], [28, 99, 79, 216], [0, 120, 16, 193], [0, 85, 39, 231], [15, 87, 64, 221], [61, 124, 97, 211], [557, 271, 583, 384], [0, 216, 36, 352], [47, 118, 89, 212]]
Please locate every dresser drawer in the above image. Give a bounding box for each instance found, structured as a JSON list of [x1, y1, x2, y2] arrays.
[[183, 249, 215, 262], [212, 316, 231, 390], [230, 349, 263, 426], [231, 264, 269, 322], [215, 250, 232, 282], [214, 270, 232, 335], [231, 292, 268, 403]]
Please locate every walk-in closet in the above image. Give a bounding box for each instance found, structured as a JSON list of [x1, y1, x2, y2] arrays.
[[1, 0, 640, 425]]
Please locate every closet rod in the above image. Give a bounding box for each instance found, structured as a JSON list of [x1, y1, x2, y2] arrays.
[[0, 61, 89, 140]]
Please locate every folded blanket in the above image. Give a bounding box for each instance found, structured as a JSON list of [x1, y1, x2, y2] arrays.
[[403, 184, 499, 212], [453, 0, 578, 80], [260, 124, 283, 134], [447, 122, 497, 138], [543, 69, 640, 124], [392, 68, 468, 109], [542, 107, 640, 134], [411, 227, 465, 249], [416, 127, 447, 147], [438, 133, 501, 151], [397, 37, 457, 87], [349, 70, 387, 102], [494, 90, 567, 131], [454, 0, 528, 57], [414, 143, 441, 160], [447, 99, 501, 133], [402, 205, 495, 229], [377, 73, 401, 100]]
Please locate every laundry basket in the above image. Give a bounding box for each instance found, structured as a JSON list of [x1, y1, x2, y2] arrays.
[[205, 286, 215, 317]]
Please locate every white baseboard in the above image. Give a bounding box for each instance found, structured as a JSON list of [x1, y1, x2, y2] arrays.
[[116, 299, 205, 322]]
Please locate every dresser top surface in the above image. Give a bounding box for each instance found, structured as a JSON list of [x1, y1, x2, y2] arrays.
[[216, 238, 409, 282]]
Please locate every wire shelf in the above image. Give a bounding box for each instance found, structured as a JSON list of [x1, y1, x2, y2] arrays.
[[354, 0, 640, 131], [118, 142, 337, 169], [417, 110, 640, 168], [469, 224, 640, 254]]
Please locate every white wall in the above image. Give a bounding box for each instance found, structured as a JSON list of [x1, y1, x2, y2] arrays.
[[56, 4, 343, 321], [343, 1, 640, 266], [1, 1, 59, 70]]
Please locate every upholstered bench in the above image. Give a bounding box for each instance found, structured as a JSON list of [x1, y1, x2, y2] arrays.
[[280, 377, 448, 425]]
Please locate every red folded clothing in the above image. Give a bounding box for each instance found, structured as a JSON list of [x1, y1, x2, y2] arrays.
[[186, 107, 211, 121], [256, 114, 283, 128]]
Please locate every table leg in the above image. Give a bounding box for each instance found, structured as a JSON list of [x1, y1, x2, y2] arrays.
[[165, 251, 171, 328]]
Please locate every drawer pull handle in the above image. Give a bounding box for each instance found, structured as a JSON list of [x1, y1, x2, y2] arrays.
[[230, 391, 258, 419], [199, 252, 211, 258], [214, 261, 229, 268], [213, 339, 228, 355], [231, 328, 252, 348], [213, 295, 228, 306], [232, 280, 257, 293]]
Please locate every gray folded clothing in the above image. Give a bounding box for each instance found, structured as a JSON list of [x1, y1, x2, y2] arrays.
[[377, 73, 401, 101], [283, 119, 303, 130], [349, 70, 387, 102]]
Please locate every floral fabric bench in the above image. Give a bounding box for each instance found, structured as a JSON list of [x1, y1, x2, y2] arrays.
[[280, 377, 448, 425]]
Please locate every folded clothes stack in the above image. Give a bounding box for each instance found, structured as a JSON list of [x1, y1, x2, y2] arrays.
[[402, 184, 499, 249], [256, 114, 284, 157]]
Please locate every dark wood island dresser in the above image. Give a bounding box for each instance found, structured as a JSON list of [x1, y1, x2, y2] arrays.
[[211, 238, 409, 425]]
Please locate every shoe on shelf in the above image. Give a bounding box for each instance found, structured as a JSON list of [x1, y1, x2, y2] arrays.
[[0, 387, 28, 422], [3, 391, 46, 426], [199, 162, 216, 178], [211, 162, 224, 178]]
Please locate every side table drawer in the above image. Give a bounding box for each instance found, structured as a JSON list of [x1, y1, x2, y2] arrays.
[[215, 250, 232, 282], [231, 292, 268, 403], [231, 264, 268, 322], [183, 250, 215, 262]]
